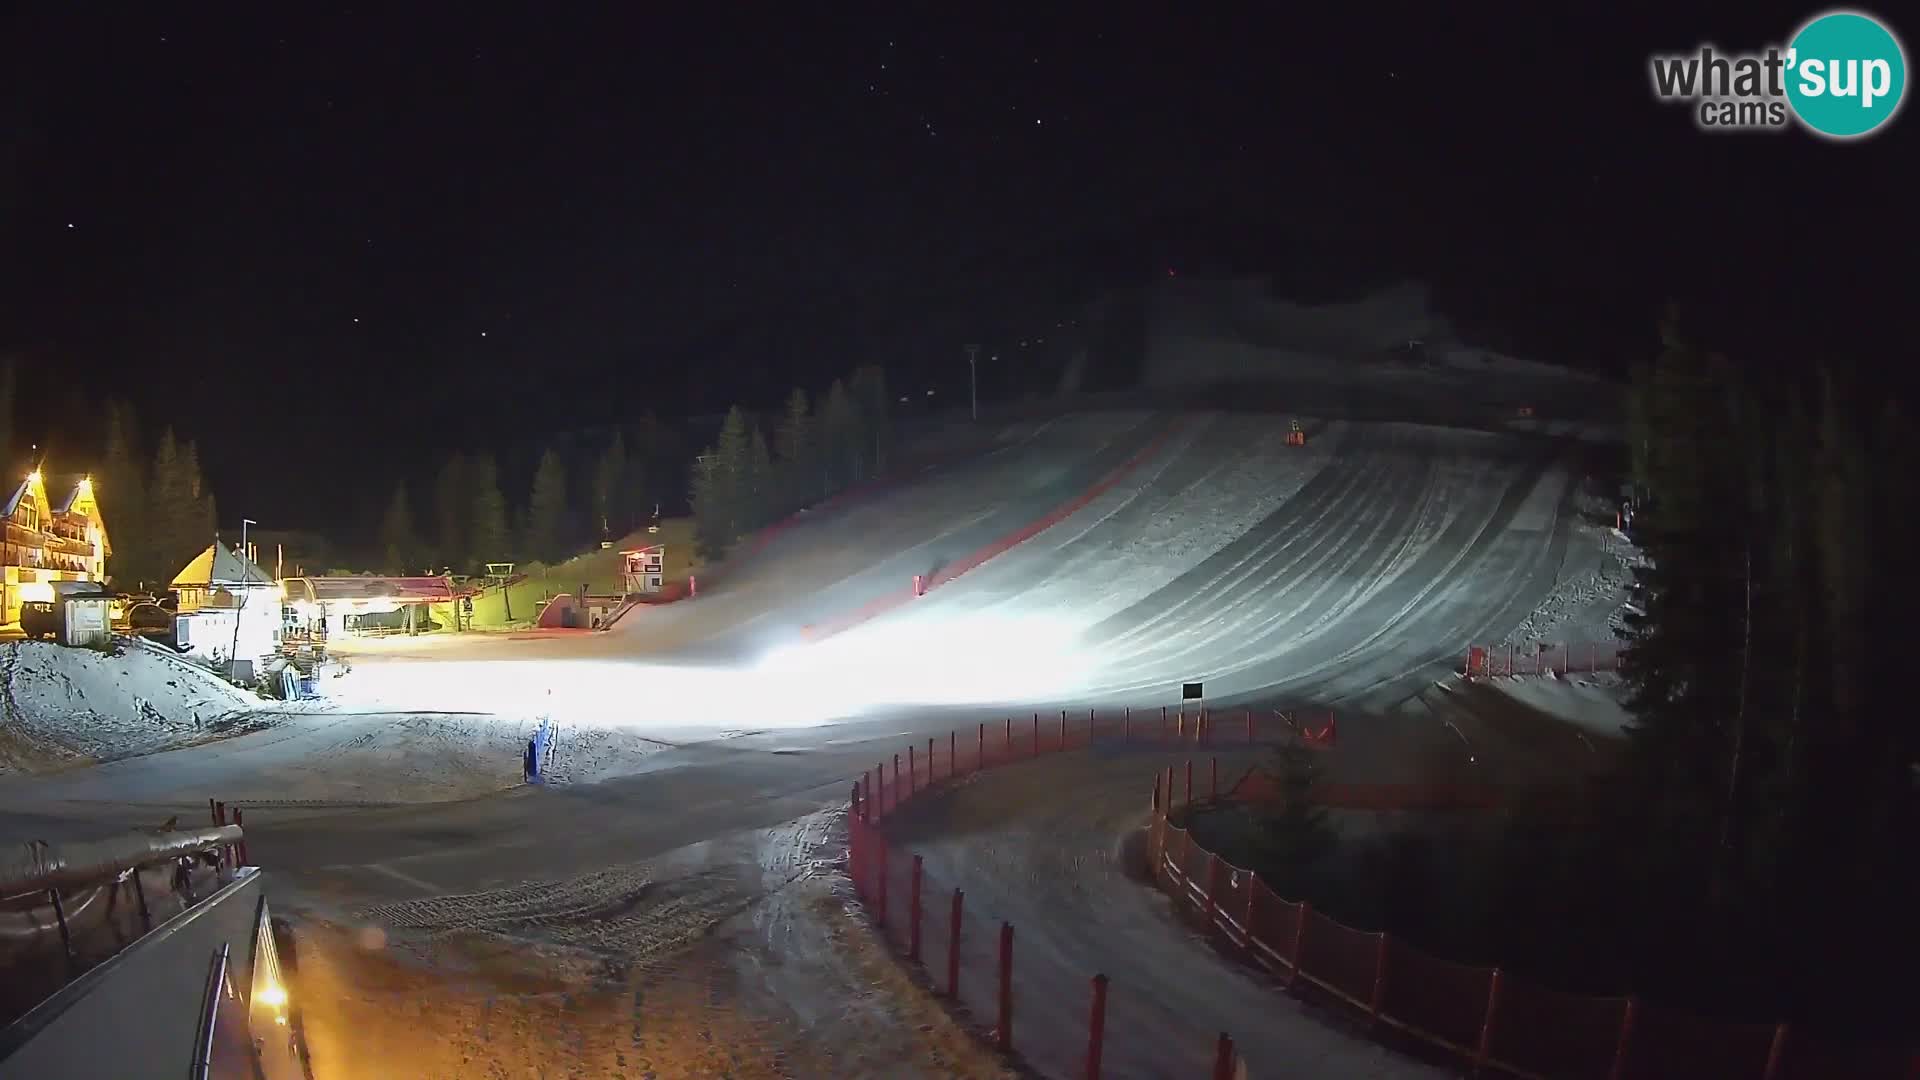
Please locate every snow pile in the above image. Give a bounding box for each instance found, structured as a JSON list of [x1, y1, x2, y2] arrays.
[[0, 641, 259, 773], [1503, 496, 1647, 648]]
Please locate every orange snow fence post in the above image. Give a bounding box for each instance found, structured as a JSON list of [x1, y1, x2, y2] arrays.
[[1204, 853, 1221, 927], [997, 922, 1015, 1053], [1212, 1032, 1236, 1080], [947, 889, 964, 997], [1369, 934, 1391, 1025], [907, 746, 915, 799], [1608, 998, 1639, 1080], [1762, 1024, 1789, 1080], [1475, 969, 1505, 1071], [909, 854, 924, 962], [1085, 974, 1110, 1079]]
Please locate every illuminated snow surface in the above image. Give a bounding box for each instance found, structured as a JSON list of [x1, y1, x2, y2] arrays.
[[0, 640, 257, 773]]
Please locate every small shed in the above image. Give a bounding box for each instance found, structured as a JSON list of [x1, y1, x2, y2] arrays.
[[50, 581, 112, 647], [170, 543, 282, 673]]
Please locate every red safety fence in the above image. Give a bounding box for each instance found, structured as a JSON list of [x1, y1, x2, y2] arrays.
[[846, 706, 1327, 1076], [807, 419, 1191, 643], [621, 425, 1026, 618], [1466, 640, 1625, 678], [1147, 767, 1919, 1080], [921, 418, 1191, 595]]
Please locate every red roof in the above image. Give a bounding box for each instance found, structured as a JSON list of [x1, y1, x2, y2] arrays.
[[284, 576, 456, 603]]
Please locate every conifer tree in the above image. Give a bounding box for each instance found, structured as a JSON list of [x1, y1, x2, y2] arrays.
[[848, 364, 892, 477], [715, 406, 752, 539], [149, 428, 192, 578], [467, 454, 510, 565], [745, 426, 773, 531], [434, 453, 470, 572], [593, 432, 628, 541], [101, 401, 149, 585], [688, 452, 727, 558], [774, 388, 816, 511], [525, 448, 568, 562], [820, 379, 858, 494], [381, 483, 419, 573]]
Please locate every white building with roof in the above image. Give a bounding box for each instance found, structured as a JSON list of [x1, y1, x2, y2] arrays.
[[169, 541, 282, 676]]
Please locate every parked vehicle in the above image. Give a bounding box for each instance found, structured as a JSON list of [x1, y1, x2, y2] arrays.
[[120, 602, 176, 645], [20, 601, 60, 641]]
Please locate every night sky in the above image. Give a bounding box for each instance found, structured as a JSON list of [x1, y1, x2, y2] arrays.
[[2, 5, 1905, 532]]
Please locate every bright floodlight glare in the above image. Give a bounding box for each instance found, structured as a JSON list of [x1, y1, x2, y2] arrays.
[[757, 611, 1095, 709], [326, 612, 1095, 733]]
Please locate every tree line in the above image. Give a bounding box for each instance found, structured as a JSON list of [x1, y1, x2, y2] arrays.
[[1591, 313, 1915, 1031], [97, 401, 221, 591], [378, 416, 682, 575], [689, 365, 893, 559]]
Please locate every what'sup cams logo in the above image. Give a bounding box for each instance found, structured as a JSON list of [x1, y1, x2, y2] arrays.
[[1650, 9, 1907, 139]]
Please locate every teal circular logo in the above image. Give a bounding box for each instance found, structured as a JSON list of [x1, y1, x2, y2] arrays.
[[1786, 11, 1907, 138]]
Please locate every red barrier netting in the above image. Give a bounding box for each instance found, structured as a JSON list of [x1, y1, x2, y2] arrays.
[[1615, 1002, 1775, 1080], [1296, 908, 1382, 1010], [1485, 971, 1629, 1080], [1177, 836, 1213, 906], [1769, 1027, 1916, 1080], [1245, 878, 1301, 973], [897, 852, 1002, 1044], [1208, 857, 1256, 945], [1158, 825, 1195, 897], [878, 838, 918, 957], [1467, 641, 1624, 678], [1377, 937, 1494, 1056]]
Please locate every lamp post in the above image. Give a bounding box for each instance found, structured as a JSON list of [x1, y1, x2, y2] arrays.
[[965, 344, 980, 421], [228, 519, 258, 683]]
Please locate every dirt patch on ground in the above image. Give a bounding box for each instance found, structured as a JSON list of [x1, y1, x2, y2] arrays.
[[287, 808, 1016, 1078]]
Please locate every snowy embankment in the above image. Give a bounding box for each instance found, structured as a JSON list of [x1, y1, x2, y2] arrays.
[[0, 641, 259, 774], [1500, 491, 1645, 648], [1486, 671, 1634, 740], [972, 415, 1345, 627]]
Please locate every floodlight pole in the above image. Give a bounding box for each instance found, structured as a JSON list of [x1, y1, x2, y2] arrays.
[[228, 518, 257, 680], [965, 344, 980, 421]]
